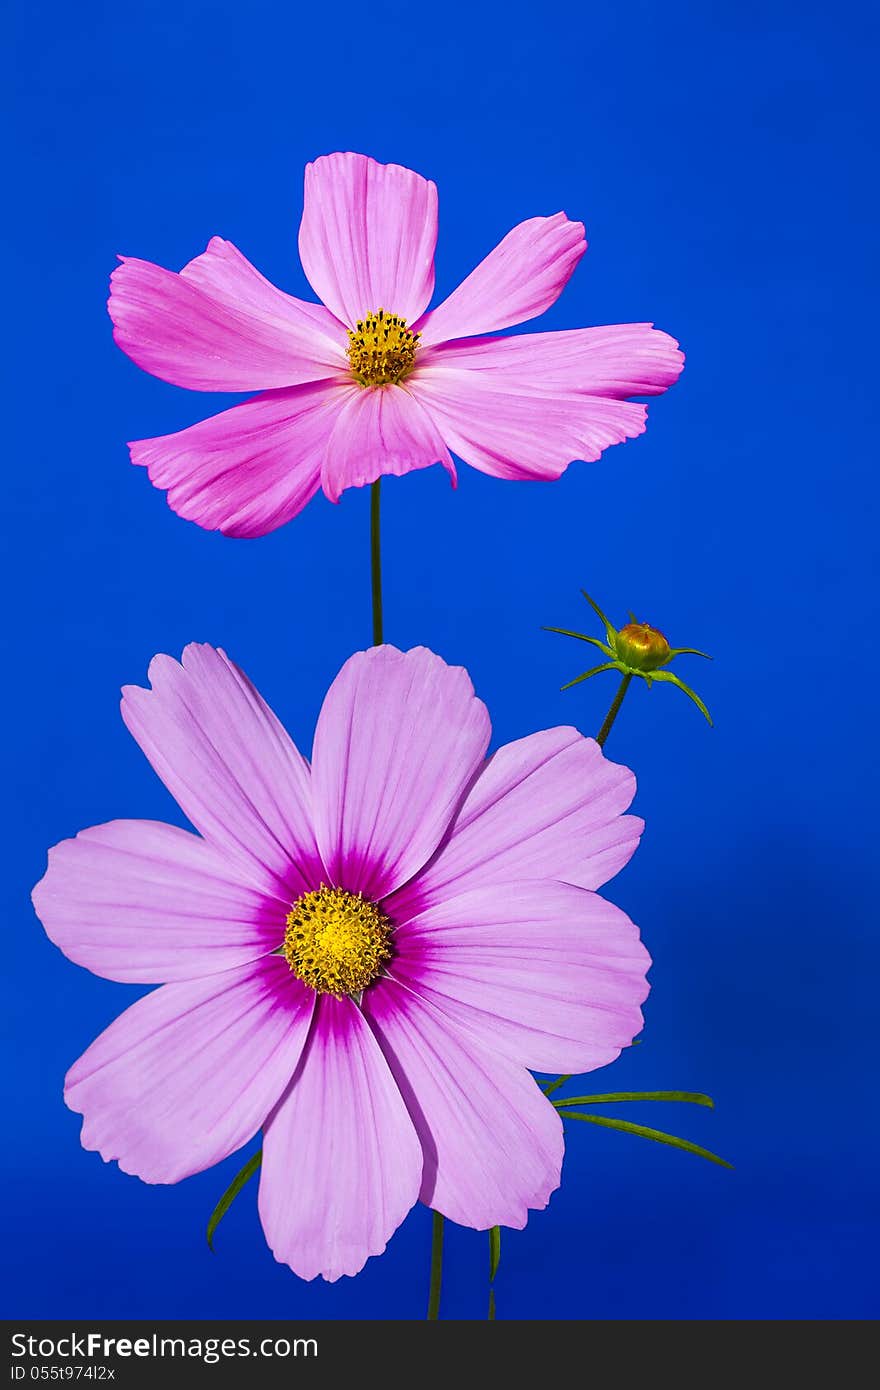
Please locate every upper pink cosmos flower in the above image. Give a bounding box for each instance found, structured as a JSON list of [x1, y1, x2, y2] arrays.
[[32, 644, 649, 1281], [109, 152, 684, 538]]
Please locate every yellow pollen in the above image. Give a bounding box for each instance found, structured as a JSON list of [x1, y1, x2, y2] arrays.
[[346, 308, 420, 387], [283, 885, 393, 996]]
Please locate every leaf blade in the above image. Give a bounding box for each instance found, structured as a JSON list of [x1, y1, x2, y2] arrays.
[[552, 1090, 714, 1109], [560, 1112, 733, 1169], [206, 1148, 263, 1252], [541, 1074, 571, 1096]]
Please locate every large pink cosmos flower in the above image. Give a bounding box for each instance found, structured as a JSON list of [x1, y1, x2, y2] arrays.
[[109, 152, 684, 538], [32, 644, 649, 1281]]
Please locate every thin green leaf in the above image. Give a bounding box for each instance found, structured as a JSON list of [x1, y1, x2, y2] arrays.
[[542, 627, 614, 658], [552, 1090, 714, 1109], [560, 1112, 732, 1168], [489, 1225, 501, 1282], [580, 589, 617, 646], [561, 662, 617, 692], [207, 1149, 262, 1251], [650, 669, 714, 726], [541, 1074, 571, 1096], [666, 647, 713, 661], [488, 1288, 496, 1320]]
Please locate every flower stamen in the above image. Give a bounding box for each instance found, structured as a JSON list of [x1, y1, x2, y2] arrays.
[[347, 308, 419, 387], [283, 885, 393, 996]]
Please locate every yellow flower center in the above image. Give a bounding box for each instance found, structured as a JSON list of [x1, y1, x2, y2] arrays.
[[346, 309, 420, 387], [283, 886, 393, 996]]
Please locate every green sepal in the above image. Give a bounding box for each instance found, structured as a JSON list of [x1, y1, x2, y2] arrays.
[[560, 661, 617, 692], [650, 669, 714, 725], [542, 626, 614, 658], [580, 589, 618, 648], [665, 647, 713, 661], [207, 1148, 262, 1251]]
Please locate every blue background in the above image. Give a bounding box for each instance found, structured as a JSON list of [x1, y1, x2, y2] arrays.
[[4, 0, 877, 1321]]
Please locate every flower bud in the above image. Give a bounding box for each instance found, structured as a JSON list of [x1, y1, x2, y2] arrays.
[[546, 590, 712, 725], [615, 622, 671, 672]]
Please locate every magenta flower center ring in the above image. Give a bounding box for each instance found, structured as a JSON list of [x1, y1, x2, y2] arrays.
[[346, 308, 421, 387], [283, 885, 394, 995]]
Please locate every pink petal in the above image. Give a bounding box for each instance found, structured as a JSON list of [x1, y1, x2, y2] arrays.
[[388, 727, 642, 919], [414, 213, 585, 346], [409, 364, 648, 480], [298, 153, 438, 327], [32, 819, 284, 983], [310, 646, 490, 901], [389, 880, 650, 1075], [320, 384, 456, 504], [129, 381, 348, 538], [420, 323, 684, 395], [66, 957, 314, 1183], [258, 994, 422, 1281], [363, 978, 563, 1229], [109, 238, 346, 391], [121, 644, 323, 902]]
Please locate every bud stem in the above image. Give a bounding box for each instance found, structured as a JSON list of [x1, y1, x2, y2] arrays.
[[596, 673, 633, 748]]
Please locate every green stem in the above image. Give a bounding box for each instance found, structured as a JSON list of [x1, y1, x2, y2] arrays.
[[372, 480, 442, 1321], [488, 1225, 501, 1320], [370, 479, 383, 646], [371, 479, 444, 1315], [595, 672, 632, 748], [426, 1211, 444, 1320], [539, 676, 637, 1116]]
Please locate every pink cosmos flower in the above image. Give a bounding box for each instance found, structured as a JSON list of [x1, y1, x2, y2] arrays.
[[109, 152, 684, 538], [32, 644, 649, 1281]]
